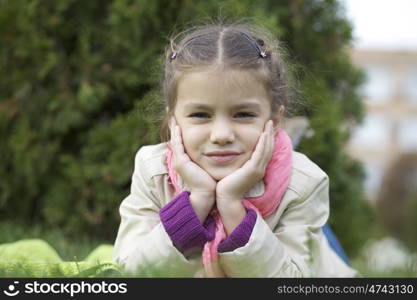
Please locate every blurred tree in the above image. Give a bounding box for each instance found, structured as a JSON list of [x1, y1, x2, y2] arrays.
[[376, 153, 417, 251], [0, 0, 372, 255]]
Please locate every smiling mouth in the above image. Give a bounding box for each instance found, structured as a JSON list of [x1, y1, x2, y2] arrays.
[[206, 154, 241, 164]]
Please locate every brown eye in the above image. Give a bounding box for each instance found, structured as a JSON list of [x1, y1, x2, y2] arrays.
[[189, 112, 210, 118], [234, 112, 257, 118]]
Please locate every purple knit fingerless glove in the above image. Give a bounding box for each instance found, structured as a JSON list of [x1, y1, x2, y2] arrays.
[[159, 191, 214, 253], [217, 209, 257, 253], [160, 190, 257, 254]]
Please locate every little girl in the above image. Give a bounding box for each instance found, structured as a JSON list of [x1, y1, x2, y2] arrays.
[[112, 22, 358, 277]]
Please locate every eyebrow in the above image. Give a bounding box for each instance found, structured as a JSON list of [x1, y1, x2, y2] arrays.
[[183, 101, 262, 111]]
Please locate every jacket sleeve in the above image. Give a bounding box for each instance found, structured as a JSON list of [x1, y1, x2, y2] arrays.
[[218, 174, 358, 277], [112, 148, 201, 277]]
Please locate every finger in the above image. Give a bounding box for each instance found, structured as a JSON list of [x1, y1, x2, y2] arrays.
[[175, 125, 186, 155], [258, 120, 272, 157], [169, 117, 178, 143], [173, 126, 191, 165], [250, 131, 267, 164], [169, 117, 183, 155], [168, 116, 176, 145], [171, 125, 180, 152], [245, 120, 271, 167], [263, 119, 269, 132], [255, 121, 273, 167], [169, 119, 175, 147], [170, 123, 181, 154], [169, 116, 175, 131], [266, 121, 275, 161], [171, 126, 188, 169], [266, 120, 274, 152]]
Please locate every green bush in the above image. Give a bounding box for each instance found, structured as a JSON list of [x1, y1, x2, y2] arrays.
[[1, 0, 373, 256]]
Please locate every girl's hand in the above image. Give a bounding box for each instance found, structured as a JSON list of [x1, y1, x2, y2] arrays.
[[216, 120, 275, 203], [169, 117, 217, 220]]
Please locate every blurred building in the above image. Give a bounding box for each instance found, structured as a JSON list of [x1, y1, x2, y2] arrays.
[[345, 49, 417, 202]]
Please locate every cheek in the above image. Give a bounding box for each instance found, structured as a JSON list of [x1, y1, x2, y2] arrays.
[[181, 127, 204, 153], [240, 128, 263, 152]]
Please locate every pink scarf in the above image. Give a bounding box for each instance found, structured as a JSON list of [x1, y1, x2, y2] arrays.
[[166, 128, 293, 277]]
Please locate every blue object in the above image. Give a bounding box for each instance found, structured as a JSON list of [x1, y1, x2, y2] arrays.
[[322, 224, 351, 265]]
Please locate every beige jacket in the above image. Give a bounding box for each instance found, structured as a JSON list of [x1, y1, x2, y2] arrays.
[[113, 142, 359, 277]]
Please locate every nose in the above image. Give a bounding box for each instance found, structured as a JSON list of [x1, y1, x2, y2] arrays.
[[209, 118, 235, 145]]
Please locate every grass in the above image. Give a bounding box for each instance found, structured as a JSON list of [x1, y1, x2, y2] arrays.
[[0, 220, 124, 277], [0, 220, 111, 262], [351, 258, 417, 277], [0, 261, 124, 278], [0, 221, 154, 278], [350, 246, 417, 277], [1, 220, 416, 277]]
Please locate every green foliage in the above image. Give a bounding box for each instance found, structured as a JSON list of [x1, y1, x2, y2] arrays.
[[0, 238, 119, 277], [297, 77, 374, 257], [0, 220, 106, 261], [376, 154, 417, 251], [1, 0, 372, 257]]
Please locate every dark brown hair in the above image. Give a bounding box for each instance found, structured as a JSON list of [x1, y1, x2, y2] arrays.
[[158, 20, 297, 142]]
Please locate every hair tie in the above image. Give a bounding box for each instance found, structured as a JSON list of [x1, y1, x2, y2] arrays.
[[169, 32, 267, 62], [240, 32, 268, 58], [169, 33, 212, 62], [170, 52, 177, 61]]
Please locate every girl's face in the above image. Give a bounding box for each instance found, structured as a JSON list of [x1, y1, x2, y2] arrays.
[[173, 69, 278, 181]]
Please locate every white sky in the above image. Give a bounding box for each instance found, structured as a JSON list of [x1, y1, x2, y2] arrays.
[[343, 0, 417, 50]]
